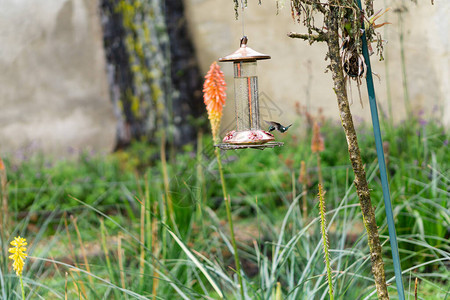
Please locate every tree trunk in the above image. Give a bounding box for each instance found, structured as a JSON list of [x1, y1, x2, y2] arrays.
[[99, 0, 203, 149], [164, 0, 205, 145], [326, 3, 389, 299]]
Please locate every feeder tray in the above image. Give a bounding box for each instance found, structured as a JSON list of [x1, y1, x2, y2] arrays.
[[215, 142, 284, 150]]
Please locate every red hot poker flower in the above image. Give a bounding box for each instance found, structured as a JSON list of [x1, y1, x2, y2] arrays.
[[203, 62, 227, 141]]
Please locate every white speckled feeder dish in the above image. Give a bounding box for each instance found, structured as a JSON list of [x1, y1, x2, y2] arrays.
[[222, 130, 275, 145]]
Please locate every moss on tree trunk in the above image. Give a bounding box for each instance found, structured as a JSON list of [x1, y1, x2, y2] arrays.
[[100, 0, 203, 149]]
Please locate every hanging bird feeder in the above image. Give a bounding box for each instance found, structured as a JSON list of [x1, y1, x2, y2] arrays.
[[215, 36, 283, 150]]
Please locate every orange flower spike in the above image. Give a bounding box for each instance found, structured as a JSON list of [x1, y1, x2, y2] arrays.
[[311, 121, 325, 153], [298, 161, 307, 184], [203, 62, 227, 141]]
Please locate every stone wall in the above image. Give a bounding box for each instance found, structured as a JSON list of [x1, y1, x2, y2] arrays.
[[184, 0, 449, 130], [0, 0, 116, 156]]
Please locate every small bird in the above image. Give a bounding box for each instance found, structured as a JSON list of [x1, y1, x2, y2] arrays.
[[265, 121, 292, 133]]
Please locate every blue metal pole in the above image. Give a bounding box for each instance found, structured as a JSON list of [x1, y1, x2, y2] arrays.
[[355, 1, 405, 299]]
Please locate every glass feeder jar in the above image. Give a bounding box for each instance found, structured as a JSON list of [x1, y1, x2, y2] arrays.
[[218, 37, 282, 149]]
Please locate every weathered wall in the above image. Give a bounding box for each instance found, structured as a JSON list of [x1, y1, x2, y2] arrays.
[[0, 0, 116, 156], [0, 0, 447, 156], [184, 0, 449, 131]]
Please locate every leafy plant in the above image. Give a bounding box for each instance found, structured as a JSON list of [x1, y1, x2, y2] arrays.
[[1, 115, 447, 299]]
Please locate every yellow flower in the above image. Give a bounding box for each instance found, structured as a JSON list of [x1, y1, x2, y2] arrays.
[[203, 61, 227, 142], [9, 236, 27, 276]]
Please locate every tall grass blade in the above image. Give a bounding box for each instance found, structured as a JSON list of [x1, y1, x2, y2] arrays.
[[167, 228, 224, 298], [71, 216, 93, 285], [99, 219, 120, 299], [117, 234, 126, 299], [356, 0, 405, 297]]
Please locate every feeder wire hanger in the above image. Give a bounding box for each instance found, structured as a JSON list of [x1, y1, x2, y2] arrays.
[[356, 1, 405, 299], [241, 0, 246, 38]]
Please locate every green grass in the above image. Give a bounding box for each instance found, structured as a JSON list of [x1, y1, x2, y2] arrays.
[[0, 117, 448, 299]]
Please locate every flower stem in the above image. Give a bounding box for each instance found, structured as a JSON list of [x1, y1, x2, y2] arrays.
[[214, 147, 244, 299], [318, 184, 334, 300], [20, 275, 25, 299], [316, 153, 323, 187]]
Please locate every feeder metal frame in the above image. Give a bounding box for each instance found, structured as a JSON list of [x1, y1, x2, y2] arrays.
[[216, 37, 281, 150], [215, 142, 284, 150]]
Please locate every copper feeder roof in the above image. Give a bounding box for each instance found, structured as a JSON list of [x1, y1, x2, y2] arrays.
[[219, 36, 271, 62]]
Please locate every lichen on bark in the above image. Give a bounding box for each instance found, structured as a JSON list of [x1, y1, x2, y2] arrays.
[[100, 0, 203, 149]]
